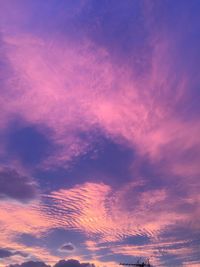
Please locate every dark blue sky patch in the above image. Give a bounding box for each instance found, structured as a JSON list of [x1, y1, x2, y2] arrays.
[[43, 228, 97, 259], [98, 253, 138, 264], [15, 233, 41, 248], [122, 235, 150, 246], [72, 135, 134, 185], [36, 135, 135, 191], [134, 155, 187, 193], [76, 0, 152, 75], [6, 122, 54, 167], [161, 225, 200, 244], [158, 252, 184, 267], [1, 0, 87, 46], [94, 247, 112, 257], [43, 228, 87, 251], [16, 228, 89, 258], [97, 234, 150, 248]]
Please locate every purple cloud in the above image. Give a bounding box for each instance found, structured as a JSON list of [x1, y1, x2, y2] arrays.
[[59, 243, 75, 252], [0, 167, 37, 202], [54, 260, 95, 267], [8, 260, 95, 267], [0, 248, 28, 259], [8, 261, 50, 267], [0, 249, 13, 258]]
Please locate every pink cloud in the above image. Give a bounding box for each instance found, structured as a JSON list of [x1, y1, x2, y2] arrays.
[[1, 31, 199, 177]]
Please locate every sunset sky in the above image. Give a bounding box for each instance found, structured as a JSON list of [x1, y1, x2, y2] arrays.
[[0, 1, 200, 267]]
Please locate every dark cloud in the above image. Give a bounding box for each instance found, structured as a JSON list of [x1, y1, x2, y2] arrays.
[[8, 259, 94, 267], [0, 167, 37, 202], [8, 261, 50, 267], [54, 259, 95, 267], [59, 243, 75, 252], [0, 248, 28, 259]]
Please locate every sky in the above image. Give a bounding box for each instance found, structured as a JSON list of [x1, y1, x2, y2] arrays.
[[0, 0, 200, 266]]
